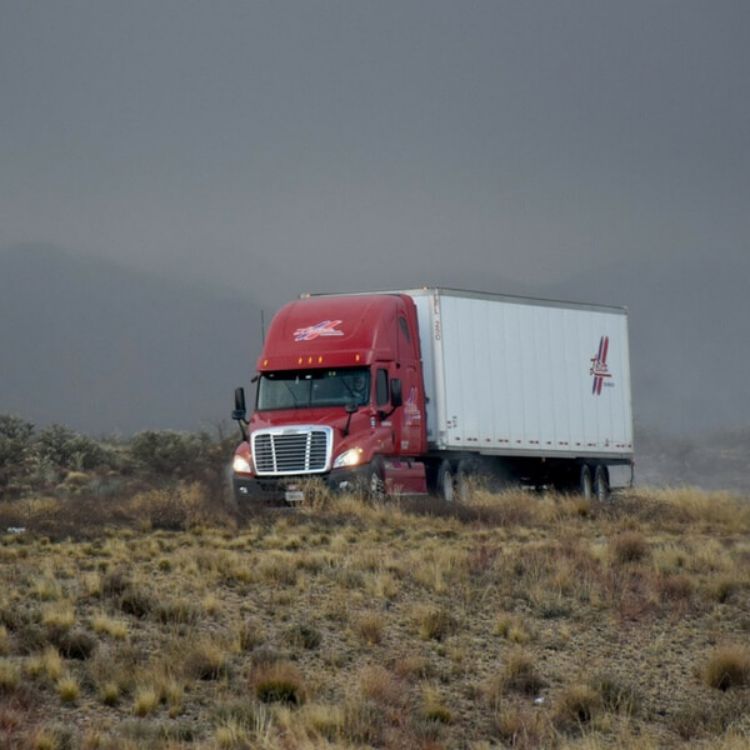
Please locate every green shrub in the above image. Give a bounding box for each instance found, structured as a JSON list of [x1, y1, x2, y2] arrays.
[[36, 424, 110, 472], [0, 415, 35, 496]]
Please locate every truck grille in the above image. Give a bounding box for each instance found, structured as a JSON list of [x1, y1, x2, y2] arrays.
[[252, 427, 332, 476]]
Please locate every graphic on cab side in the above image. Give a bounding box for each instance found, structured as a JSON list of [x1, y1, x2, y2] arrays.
[[293, 320, 344, 342]]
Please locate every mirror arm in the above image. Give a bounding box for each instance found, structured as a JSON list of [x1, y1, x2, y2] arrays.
[[342, 404, 358, 436], [233, 415, 248, 442]]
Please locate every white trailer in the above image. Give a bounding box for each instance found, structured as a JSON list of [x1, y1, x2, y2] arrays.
[[406, 288, 634, 494]]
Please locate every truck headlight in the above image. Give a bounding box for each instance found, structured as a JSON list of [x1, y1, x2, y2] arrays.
[[333, 447, 364, 469], [232, 455, 252, 474]]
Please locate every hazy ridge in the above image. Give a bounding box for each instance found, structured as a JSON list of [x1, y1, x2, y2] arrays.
[[0, 244, 262, 434]]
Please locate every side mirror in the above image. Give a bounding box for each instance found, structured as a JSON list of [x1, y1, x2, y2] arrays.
[[390, 378, 403, 408], [232, 387, 247, 422]]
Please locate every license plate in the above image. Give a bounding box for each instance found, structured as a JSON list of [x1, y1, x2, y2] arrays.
[[285, 489, 304, 504]]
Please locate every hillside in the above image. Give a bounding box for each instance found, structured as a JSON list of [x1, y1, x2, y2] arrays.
[[0, 486, 748, 748]]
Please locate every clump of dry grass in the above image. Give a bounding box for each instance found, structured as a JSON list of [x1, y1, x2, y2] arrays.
[[354, 612, 385, 645], [494, 706, 546, 748], [31, 575, 63, 602], [712, 575, 744, 604], [237, 617, 266, 651], [57, 675, 80, 703], [611, 531, 649, 564], [393, 654, 432, 682], [91, 614, 128, 640], [588, 670, 642, 716], [26, 646, 63, 682], [294, 703, 344, 742], [252, 661, 306, 705], [154, 597, 201, 625], [357, 664, 403, 707], [553, 683, 601, 731], [495, 613, 533, 644], [413, 605, 458, 641], [118, 584, 154, 618], [299, 478, 335, 511], [342, 696, 386, 746], [41, 601, 75, 634], [284, 622, 322, 651], [422, 685, 453, 724], [126, 483, 221, 531], [257, 552, 299, 586], [0, 659, 20, 692], [498, 651, 546, 696], [214, 719, 253, 749], [657, 573, 694, 604], [100, 681, 120, 706], [132, 686, 160, 716], [703, 645, 750, 690], [56, 628, 96, 660], [182, 639, 228, 681]]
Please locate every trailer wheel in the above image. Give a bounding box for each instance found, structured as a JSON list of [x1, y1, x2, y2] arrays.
[[593, 465, 610, 502], [455, 458, 477, 503], [436, 460, 455, 503], [579, 464, 593, 499]]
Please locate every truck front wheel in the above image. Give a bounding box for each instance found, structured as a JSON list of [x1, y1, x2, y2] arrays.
[[364, 456, 386, 502]]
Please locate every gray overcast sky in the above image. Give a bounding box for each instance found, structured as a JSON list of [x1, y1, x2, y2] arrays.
[[1, 1, 749, 305]]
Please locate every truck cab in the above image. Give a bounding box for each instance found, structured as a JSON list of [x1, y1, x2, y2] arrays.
[[231, 293, 428, 502]]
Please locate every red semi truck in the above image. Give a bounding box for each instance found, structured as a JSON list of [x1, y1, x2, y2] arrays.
[[231, 289, 634, 503]]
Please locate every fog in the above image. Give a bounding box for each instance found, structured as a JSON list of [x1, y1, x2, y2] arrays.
[[1, 3, 748, 458]]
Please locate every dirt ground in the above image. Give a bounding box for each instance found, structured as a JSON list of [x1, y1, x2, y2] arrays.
[[0, 486, 749, 749]]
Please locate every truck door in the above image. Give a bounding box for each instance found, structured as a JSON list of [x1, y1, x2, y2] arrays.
[[395, 312, 427, 455]]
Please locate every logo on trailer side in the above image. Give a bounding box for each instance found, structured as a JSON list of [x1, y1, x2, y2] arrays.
[[590, 336, 614, 395]]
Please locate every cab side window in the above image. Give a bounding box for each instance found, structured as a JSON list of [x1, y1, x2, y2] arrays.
[[376, 369, 389, 406]]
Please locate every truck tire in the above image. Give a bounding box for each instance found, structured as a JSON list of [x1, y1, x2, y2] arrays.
[[593, 465, 610, 502], [366, 456, 386, 502], [579, 464, 593, 499], [436, 460, 455, 503]]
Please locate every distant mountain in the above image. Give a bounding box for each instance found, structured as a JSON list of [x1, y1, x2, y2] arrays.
[[0, 244, 262, 434]]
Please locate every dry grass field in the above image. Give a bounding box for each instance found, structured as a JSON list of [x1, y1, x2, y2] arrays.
[[0, 485, 749, 749]]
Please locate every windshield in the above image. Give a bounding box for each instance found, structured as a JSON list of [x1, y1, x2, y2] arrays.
[[257, 368, 371, 411]]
